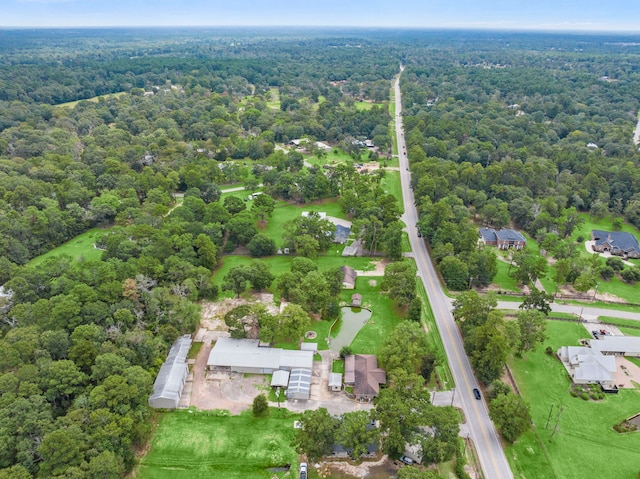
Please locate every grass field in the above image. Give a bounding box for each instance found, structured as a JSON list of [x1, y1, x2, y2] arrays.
[[27, 227, 109, 266], [260, 198, 347, 246], [354, 101, 385, 111], [266, 87, 280, 110], [345, 278, 404, 357], [507, 321, 640, 479], [380, 171, 404, 214], [136, 410, 300, 479], [55, 91, 126, 108]]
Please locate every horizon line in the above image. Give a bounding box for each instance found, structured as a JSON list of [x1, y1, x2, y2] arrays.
[[1, 25, 639, 34]]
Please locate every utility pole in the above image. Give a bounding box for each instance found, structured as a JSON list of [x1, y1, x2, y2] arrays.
[[544, 403, 555, 429], [550, 406, 565, 441]]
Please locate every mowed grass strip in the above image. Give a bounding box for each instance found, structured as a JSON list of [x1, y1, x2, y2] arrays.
[[137, 410, 300, 479], [507, 321, 640, 479]]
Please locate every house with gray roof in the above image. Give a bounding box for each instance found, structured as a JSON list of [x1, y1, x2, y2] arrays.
[[589, 336, 640, 357], [591, 230, 640, 259], [557, 346, 617, 387], [479, 228, 526, 250], [149, 335, 192, 409]]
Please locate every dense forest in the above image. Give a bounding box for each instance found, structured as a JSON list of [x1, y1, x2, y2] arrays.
[[1, 27, 640, 478]]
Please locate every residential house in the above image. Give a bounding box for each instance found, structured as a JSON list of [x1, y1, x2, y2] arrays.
[[479, 228, 527, 250], [341, 266, 357, 289], [557, 345, 617, 388], [591, 230, 640, 259], [344, 354, 386, 401]]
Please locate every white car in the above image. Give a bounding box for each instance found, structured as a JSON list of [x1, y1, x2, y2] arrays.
[[299, 462, 307, 479]]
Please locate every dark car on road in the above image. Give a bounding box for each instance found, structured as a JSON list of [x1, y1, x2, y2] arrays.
[[473, 388, 481, 400]]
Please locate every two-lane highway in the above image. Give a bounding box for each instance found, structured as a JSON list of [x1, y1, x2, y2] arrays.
[[393, 71, 514, 479]]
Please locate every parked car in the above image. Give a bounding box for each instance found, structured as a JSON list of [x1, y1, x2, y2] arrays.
[[473, 388, 481, 400], [299, 462, 307, 479], [399, 455, 414, 465]]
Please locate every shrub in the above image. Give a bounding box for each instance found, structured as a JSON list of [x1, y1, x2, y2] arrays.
[[570, 390, 578, 397], [545, 346, 554, 356], [581, 392, 589, 401], [252, 393, 269, 417]]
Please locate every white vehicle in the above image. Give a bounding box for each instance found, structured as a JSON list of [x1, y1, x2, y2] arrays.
[[299, 462, 308, 479]]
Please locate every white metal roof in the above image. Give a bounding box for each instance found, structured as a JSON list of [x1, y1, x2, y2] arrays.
[[590, 336, 640, 355], [329, 372, 342, 387], [286, 368, 312, 399], [207, 337, 313, 371], [271, 370, 290, 387], [149, 335, 192, 406]]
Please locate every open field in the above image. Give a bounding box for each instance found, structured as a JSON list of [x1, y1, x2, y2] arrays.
[[136, 410, 300, 479], [507, 321, 640, 479], [27, 227, 109, 266], [55, 91, 126, 108]]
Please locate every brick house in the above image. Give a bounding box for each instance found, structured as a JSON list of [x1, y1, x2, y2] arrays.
[[479, 228, 527, 250]]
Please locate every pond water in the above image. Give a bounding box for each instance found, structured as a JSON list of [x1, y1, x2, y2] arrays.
[[330, 307, 372, 352]]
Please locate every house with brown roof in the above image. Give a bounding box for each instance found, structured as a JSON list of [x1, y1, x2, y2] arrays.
[[341, 265, 357, 289], [344, 354, 386, 402]]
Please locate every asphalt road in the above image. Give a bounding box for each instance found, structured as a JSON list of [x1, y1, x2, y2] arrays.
[[393, 72, 514, 479]]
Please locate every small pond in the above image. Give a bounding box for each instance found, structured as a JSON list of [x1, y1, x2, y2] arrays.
[[329, 307, 372, 352]]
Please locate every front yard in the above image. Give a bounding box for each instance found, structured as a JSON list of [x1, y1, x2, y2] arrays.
[[507, 321, 640, 479]]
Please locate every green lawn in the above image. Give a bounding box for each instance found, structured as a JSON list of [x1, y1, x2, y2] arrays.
[[507, 321, 640, 479], [27, 227, 109, 266], [380, 171, 404, 214], [417, 277, 454, 388], [345, 278, 404, 357], [303, 149, 354, 168], [492, 260, 521, 292], [55, 91, 126, 108], [266, 87, 280, 110], [260, 198, 347, 247], [136, 410, 301, 479], [354, 101, 384, 111]]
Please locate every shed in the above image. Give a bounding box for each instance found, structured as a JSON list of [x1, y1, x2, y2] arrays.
[[271, 370, 290, 388], [300, 342, 318, 352], [149, 335, 192, 409], [351, 294, 362, 307], [286, 368, 312, 400], [329, 373, 342, 392]]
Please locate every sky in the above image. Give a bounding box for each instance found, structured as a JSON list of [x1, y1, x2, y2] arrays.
[[2, 0, 640, 32]]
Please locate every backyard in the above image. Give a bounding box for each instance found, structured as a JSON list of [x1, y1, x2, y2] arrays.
[[507, 321, 640, 479], [135, 409, 301, 479], [27, 227, 109, 266]]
